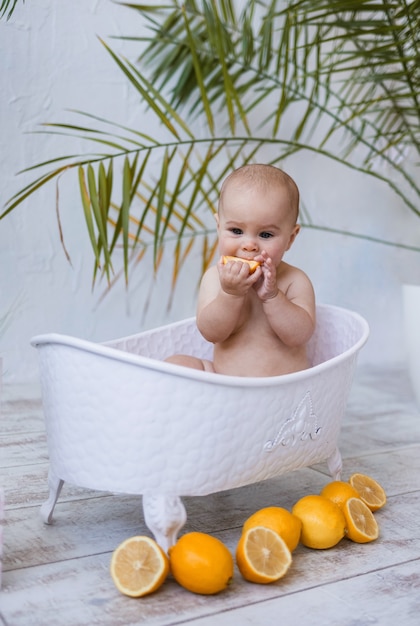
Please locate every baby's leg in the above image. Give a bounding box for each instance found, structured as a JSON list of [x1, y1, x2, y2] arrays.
[[165, 354, 215, 373]]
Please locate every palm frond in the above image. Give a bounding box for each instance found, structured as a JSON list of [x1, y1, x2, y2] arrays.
[[3, 0, 420, 295], [0, 0, 22, 20]]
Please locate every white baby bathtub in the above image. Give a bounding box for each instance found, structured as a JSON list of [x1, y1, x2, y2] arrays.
[[31, 303, 369, 551]]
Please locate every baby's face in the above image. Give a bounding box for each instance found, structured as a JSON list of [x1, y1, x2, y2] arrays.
[[216, 183, 299, 266]]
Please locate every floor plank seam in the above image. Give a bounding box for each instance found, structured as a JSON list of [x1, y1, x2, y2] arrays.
[[2, 550, 115, 575], [3, 493, 117, 513], [1, 461, 48, 471]]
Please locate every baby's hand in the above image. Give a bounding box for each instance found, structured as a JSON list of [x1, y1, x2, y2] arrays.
[[253, 252, 279, 301], [217, 256, 261, 296]]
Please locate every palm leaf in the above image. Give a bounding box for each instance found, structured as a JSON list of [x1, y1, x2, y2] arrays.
[[3, 0, 420, 296], [0, 0, 22, 20]]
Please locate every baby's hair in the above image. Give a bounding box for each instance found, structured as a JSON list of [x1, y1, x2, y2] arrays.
[[219, 163, 300, 222]]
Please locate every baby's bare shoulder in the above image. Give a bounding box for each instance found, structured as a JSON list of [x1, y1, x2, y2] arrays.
[[278, 261, 311, 283], [197, 264, 220, 306], [279, 262, 315, 309], [200, 264, 219, 288]]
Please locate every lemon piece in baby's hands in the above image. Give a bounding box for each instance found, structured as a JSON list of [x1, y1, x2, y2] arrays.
[[222, 256, 260, 274]]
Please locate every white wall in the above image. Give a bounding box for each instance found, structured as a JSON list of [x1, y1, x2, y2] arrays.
[[1, 0, 419, 383]]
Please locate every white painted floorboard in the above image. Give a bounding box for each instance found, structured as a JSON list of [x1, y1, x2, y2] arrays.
[[1, 367, 419, 626]]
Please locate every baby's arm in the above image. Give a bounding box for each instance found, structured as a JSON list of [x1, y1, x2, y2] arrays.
[[197, 259, 260, 343], [257, 258, 316, 347]]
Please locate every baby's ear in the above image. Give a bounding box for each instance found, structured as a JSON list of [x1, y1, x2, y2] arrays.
[[286, 224, 301, 250]]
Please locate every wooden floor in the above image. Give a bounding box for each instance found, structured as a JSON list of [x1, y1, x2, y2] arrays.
[[1, 366, 420, 626]]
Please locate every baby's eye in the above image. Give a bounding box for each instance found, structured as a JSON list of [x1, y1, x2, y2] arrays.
[[230, 228, 243, 235], [260, 231, 273, 239]]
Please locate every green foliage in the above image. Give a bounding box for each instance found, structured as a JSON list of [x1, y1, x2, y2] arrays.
[[0, 0, 23, 20], [2, 0, 420, 290]]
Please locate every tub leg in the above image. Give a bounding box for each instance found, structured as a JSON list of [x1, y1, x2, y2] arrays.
[[40, 469, 64, 524], [142, 494, 187, 553], [327, 447, 342, 481]]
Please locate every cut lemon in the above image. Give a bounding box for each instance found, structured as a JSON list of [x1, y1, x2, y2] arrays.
[[243, 506, 302, 552], [236, 526, 292, 584], [110, 536, 169, 597], [292, 495, 346, 549], [349, 473, 387, 511], [320, 480, 361, 510], [343, 497, 379, 543], [222, 255, 260, 274]]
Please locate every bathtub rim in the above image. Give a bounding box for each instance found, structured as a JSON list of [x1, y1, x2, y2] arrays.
[[30, 303, 369, 389]]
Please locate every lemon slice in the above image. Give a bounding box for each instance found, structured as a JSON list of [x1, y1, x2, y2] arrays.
[[349, 473, 387, 511], [236, 526, 292, 584], [222, 255, 260, 273], [344, 497, 379, 543], [110, 536, 169, 597]]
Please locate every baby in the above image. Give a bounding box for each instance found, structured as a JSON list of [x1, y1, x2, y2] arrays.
[[166, 163, 316, 376]]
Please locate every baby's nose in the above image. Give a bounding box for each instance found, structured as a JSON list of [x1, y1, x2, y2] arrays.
[[242, 238, 258, 251]]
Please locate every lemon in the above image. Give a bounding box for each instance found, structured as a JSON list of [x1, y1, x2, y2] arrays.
[[169, 532, 234, 595], [243, 506, 301, 551], [320, 480, 361, 509], [292, 495, 346, 549]]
